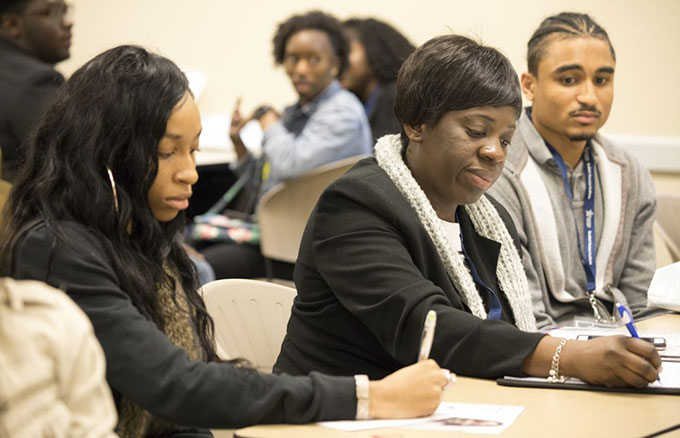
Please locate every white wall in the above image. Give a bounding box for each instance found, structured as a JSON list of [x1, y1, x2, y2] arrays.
[[58, 0, 680, 265], [61, 0, 680, 138]]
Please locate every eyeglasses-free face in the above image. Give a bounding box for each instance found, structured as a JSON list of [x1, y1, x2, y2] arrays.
[[283, 29, 340, 104]]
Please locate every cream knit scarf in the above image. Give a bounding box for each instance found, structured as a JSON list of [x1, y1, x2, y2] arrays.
[[375, 134, 536, 332]]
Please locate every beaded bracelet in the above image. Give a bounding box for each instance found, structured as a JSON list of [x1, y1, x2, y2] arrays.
[[354, 374, 370, 420], [547, 338, 569, 383]]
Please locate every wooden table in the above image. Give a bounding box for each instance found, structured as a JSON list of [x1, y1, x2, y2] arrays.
[[234, 314, 680, 438]]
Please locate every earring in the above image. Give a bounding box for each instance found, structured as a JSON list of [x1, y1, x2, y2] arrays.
[[106, 166, 119, 214]]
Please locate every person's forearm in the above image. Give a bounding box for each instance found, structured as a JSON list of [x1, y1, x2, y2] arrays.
[[521, 336, 566, 377]]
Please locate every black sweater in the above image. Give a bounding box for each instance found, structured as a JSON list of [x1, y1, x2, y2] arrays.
[[12, 220, 355, 430]]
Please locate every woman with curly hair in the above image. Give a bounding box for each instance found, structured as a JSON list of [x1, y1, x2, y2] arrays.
[[203, 10, 372, 281]]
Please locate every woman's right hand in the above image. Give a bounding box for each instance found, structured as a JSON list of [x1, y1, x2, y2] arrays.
[[561, 336, 662, 388], [368, 359, 451, 419]]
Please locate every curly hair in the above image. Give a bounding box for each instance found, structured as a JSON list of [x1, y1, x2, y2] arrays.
[[272, 10, 349, 76], [527, 12, 615, 76], [343, 18, 415, 84]]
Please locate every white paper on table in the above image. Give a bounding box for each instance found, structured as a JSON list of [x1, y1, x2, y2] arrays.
[[403, 402, 525, 434], [317, 402, 524, 432], [648, 261, 680, 312], [546, 325, 680, 359]]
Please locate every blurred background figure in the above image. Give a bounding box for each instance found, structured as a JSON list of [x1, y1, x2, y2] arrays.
[[0, 0, 73, 182], [201, 10, 372, 280], [341, 17, 415, 141]]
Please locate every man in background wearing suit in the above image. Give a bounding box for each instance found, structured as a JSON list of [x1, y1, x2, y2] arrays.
[[0, 0, 72, 182]]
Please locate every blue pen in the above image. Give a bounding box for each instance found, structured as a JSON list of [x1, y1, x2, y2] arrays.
[[616, 302, 661, 383]]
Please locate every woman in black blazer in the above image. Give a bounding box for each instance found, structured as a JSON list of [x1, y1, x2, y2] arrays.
[[276, 34, 662, 389]]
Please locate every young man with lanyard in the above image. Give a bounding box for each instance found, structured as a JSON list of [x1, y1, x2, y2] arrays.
[[489, 12, 658, 329]]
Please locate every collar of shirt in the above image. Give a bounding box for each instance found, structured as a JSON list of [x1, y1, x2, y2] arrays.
[[0, 34, 36, 59], [292, 80, 342, 117], [523, 107, 599, 174], [524, 107, 557, 167]]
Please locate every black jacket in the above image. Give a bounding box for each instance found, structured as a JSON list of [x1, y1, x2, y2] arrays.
[[275, 158, 544, 380], [11, 220, 356, 430], [0, 37, 64, 182]]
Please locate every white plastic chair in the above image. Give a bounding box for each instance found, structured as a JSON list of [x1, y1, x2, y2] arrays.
[[655, 193, 680, 263], [256, 155, 366, 268], [201, 279, 296, 372]]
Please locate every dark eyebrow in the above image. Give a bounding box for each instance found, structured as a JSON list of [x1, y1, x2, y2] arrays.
[[461, 113, 516, 130], [597, 66, 615, 74], [553, 64, 615, 75], [462, 114, 495, 123], [554, 64, 583, 74], [163, 129, 202, 141]]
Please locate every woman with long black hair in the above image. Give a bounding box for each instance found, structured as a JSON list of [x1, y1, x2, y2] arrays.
[[0, 45, 448, 437]]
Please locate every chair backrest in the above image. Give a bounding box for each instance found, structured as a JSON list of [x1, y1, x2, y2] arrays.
[[655, 193, 680, 262], [201, 279, 296, 372], [257, 155, 366, 263]]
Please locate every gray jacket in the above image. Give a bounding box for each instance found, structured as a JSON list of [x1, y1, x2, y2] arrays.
[[489, 111, 657, 328]]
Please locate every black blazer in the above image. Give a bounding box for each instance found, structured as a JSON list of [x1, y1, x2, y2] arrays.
[[275, 158, 544, 380], [0, 36, 64, 181]]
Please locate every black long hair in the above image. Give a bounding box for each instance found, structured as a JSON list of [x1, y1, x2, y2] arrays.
[[0, 45, 218, 361], [343, 18, 415, 85]]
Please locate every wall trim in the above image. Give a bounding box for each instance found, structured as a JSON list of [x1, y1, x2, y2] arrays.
[[603, 134, 680, 173]]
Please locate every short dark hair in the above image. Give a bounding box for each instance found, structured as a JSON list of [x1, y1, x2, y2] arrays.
[[394, 34, 522, 142], [527, 12, 616, 76], [343, 18, 415, 84], [272, 10, 349, 76], [0, 0, 30, 17]]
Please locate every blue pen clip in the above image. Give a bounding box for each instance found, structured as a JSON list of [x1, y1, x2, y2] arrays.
[[616, 302, 661, 383], [616, 303, 639, 338]]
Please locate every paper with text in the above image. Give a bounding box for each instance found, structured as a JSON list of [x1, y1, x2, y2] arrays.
[[317, 402, 524, 433]]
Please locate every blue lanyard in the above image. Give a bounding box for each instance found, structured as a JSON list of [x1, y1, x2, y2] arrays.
[[456, 211, 502, 320], [545, 143, 597, 293]]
